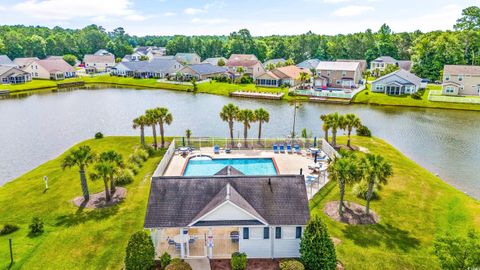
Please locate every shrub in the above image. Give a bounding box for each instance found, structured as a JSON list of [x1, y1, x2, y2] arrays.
[[115, 170, 134, 186], [125, 231, 155, 270], [29, 217, 44, 234], [300, 216, 336, 270], [95, 132, 104, 139], [231, 252, 247, 270], [134, 148, 149, 161], [127, 162, 139, 175], [142, 145, 156, 156], [165, 260, 192, 270], [356, 125, 372, 137], [352, 181, 378, 200], [411, 92, 422, 99], [279, 259, 305, 270], [0, 224, 19, 235], [159, 252, 171, 269], [128, 154, 144, 167]]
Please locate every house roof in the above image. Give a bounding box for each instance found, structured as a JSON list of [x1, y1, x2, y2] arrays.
[[184, 63, 227, 75], [175, 53, 200, 63], [398, 60, 412, 71], [84, 54, 115, 63], [0, 66, 28, 77], [116, 59, 182, 73], [36, 59, 75, 73], [296, 59, 320, 70], [214, 166, 245, 176], [373, 56, 397, 63], [317, 61, 359, 71], [263, 58, 286, 66], [228, 54, 258, 61], [202, 57, 227, 65], [272, 65, 304, 79], [144, 175, 310, 228], [94, 49, 113, 56], [373, 69, 422, 86], [444, 65, 480, 76], [13, 57, 39, 67], [227, 59, 261, 68], [0, 55, 16, 66]]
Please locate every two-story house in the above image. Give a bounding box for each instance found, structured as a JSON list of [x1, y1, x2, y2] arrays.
[[442, 65, 480, 96], [370, 56, 412, 72], [84, 54, 116, 73], [315, 61, 362, 89], [226, 54, 266, 79]]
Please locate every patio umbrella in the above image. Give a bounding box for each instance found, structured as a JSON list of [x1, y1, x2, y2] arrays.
[[182, 137, 185, 147], [314, 151, 318, 163], [313, 137, 317, 147]]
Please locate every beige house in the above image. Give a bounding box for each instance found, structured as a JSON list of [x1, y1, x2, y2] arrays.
[[442, 65, 480, 96], [178, 63, 227, 80], [315, 61, 362, 89], [255, 65, 305, 87], [13, 57, 39, 69], [226, 54, 265, 79], [370, 56, 412, 72], [0, 66, 32, 84], [337, 59, 367, 73], [84, 54, 115, 73], [23, 59, 76, 80]]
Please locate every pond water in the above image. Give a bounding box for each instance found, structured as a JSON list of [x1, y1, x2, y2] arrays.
[[0, 86, 479, 200]]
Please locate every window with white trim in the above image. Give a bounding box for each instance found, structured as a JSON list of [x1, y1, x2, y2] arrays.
[[458, 75, 463, 81], [375, 84, 383, 91], [445, 86, 455, 93], [282, 227, 297, 240]]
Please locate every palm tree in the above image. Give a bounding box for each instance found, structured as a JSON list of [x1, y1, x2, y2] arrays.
[[99, 150, 124, 194], [62, 145, 96, 201], [343, 114, 362, 148], [237, 109, 255, 148], [327, 154, 361, 216], [254, 108, 269, 142], [360, 154, 393, 215], [298, 71, 311, 89], [329, 112, 344, 148], [145, 109, 158, 149], [220, 103, 240, 147], [320, 114, 331, 143], [154, 107, 173, 148], [90, 161, 114, 202], [185, 129, 192, 145], [132, 115, 148, 146]]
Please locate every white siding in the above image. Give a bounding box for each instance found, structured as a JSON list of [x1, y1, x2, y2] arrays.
[[202, 202, 254, 221], [273, 239, 301, 258], [239, 238, 271, 258]]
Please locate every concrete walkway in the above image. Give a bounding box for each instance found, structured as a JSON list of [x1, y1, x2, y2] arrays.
[[185, 258, 211, 270]]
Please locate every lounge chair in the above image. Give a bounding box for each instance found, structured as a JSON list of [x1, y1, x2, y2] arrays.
[[213, 145, 220, 154], [294, 144, 300, 154], [279, 144, 285, 153], [287, 144, 293, 154], [225, 148, 231, 154], [273, 144, 279, 154]]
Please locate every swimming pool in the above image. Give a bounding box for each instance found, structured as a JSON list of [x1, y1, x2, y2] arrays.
[[183, 158, 278, 176]]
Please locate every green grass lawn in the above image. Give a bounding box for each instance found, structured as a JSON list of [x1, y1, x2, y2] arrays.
[[310, 136, 480, 269], [0, 136, 164, 269], [352, 84, 480, 111], [0, 80, 58, 93]]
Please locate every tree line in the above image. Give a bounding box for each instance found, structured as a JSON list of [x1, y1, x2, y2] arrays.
[[0, 6, 478, 81]]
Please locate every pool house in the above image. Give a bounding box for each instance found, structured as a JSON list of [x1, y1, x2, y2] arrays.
[[144, 175, 310, 259]]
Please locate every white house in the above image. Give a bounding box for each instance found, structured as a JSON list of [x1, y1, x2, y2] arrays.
[[371, 69, 423, 95], [83, 54, 116, 73], [144, 175, 310, 260]]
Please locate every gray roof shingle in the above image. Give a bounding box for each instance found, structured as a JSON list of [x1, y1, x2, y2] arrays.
[[185, 63, 227, 75], [117, 59, 182, 73], [0, 55, 16, 66], [144, 175, 310, 228]]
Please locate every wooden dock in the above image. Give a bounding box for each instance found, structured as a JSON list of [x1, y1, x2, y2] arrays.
[[57, 81, 85, 88], [230, 91, 284, 100], [309, 97, 351, 104], [0, 90, 10, 96]]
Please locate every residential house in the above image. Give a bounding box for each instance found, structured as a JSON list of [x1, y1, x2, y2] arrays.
[[23, 59, 76, 80], [112, 59, 183, 78], [0, 66, 32, 84], [202, 57, 227, 66], [122, 46, 167, 62], [13, 57, 39, 69], [178, 63, 227, 80], [370, 56, 412, 72], [145, 175, 310, 259], [296, 59, 320, 70], [256, 65, 305, 87], [371, 69, 423, 95], [0, 55, 17, 67], [315, 61, 362, 89], [83, 54, 116, 73], [442, 65, 480, 96], [263, 58, 286, 68], [337, 59, 367, 73], [94, 49, 113, 56], [226, 54, 265, 79], [175, 53, 201, 65]]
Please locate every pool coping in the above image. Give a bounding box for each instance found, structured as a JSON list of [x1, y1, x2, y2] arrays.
[[180, 155, 280, 176]]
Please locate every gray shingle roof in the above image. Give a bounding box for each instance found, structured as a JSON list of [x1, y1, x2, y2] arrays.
[[296, 59, 320, 70], [144, 175, 310, 228], [214, 166, 245, 176], [185, 63, 227, 75], [0, 55, 16, 66], [117, 59, 182, 73], [373, 69, 422, 86], [373, 56, 397, 63]]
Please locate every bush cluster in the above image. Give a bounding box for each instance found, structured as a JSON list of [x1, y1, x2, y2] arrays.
[[125, 231, 155, 270], [165, 258, 192, 270], [95, 132, 104, 139], [114, 170, 134, 186], [231, 252, 248, 270], [0, 224, 19, 235], [352, 181, 378, 200], [29, 217, 44, 234], [279, 259, 305, 270], [356, 125, 372, 137], [159, 252, 171, 269]]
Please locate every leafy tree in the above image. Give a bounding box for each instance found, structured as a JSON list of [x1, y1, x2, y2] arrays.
[[455, 6, 480, 31], [236, 109, 255, 147], [154, 107, 173, 148], [62, 146, 96, 201], [254, 108, 269, 142], [360, 154, 393, 214], [217, 58, 225, 66], [434, 230, 480, 270], [285, 58, 295, 66], [220, 103, 240, 147], [159, 252, 171, 269], [327, 153, 361, 216], [63, 54, 77, 66], [300, 216, 336, 270], [132, 115, 148, 146], [266, 63, 276, 71], [342, 114, 362, 148], [185, 129, 192, 145], [380, 64, 400, 77], [231, 252, 248, 270], [125, 231, 155, 270], [298, 72, 310, 89]]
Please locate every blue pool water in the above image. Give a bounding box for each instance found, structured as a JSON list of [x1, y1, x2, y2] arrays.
[[183, 158, 277, 176]]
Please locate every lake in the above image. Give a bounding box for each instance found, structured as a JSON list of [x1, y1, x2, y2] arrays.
[[1, 86, 479, 200]]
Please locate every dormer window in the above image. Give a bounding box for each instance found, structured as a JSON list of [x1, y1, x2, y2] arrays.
[[458, 75, 463, 81], [445, 74, 450, 81]]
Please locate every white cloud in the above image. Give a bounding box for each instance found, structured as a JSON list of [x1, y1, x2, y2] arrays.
[[333, 5, 374, 16], [184, 8, 205, 15], [164, 12, 176, 16], [323, 0, 351, 3], [11, 0, 147, 22]]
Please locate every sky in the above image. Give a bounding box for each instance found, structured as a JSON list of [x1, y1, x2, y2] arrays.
[[0, 0, 478, 36]]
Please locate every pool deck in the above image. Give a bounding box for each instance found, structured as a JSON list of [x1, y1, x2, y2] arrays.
[[163, 147, 329, 199]]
